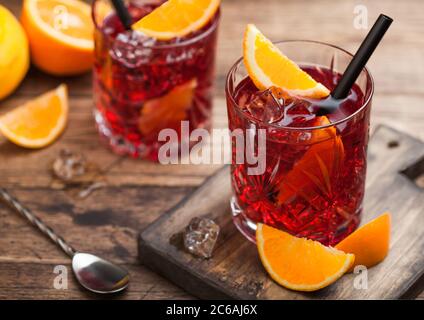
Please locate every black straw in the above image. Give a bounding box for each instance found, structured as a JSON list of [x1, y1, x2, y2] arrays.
[[111, 0, 132, 30], [331, 14, 393, 100]]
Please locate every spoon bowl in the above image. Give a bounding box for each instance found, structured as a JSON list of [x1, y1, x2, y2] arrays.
[[72, 253, 130, 294]]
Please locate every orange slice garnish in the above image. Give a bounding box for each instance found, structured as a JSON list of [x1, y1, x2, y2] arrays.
[[243, 24, 330, 99], [336, 212, 391, 270], [138, 79, 197, 136], [132, 0, 220, 40], [21, 0, 93, 76], [0, 84, 68, 148], [257, 223, 354, 291]]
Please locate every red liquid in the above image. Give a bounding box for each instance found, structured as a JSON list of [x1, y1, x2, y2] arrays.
[[227, 66, 371, 246], [93, 1, 219, 160]]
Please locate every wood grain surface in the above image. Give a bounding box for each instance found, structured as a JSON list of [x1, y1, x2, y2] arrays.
[[0, 0, 423, 299]]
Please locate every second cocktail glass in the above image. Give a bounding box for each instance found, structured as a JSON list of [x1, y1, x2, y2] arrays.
[[92, 0, 219, 161]]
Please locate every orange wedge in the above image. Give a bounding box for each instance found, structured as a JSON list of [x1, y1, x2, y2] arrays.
[[132, 0, 220, 40], [243, 24, 330, 99], [277, 117, 345, 208], [21, 0, 93, 76], [138, 79, 197, 136], [0, 84, 68, 148], [336, 212, 391, 270], [310, 116, 336, 142], [257, 223, 354, 291]]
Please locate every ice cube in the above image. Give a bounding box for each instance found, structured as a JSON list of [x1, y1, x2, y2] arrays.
[[53, 149, 87, 181], [244, 87, 285, 123], [111, 30, 156, 68], [277, 94, 317, 127], [183, 217, 220, 259], [286, 98, 313, 115]]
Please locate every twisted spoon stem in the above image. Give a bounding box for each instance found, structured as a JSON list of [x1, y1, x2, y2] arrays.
[[0, 188, 76, 257]]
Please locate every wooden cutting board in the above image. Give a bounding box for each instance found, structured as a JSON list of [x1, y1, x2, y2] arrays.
[[138, 125, 424, 299]]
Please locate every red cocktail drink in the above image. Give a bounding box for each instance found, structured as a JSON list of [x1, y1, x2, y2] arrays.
[[226, 41, 373, 246], [92, 0, 219, 160]]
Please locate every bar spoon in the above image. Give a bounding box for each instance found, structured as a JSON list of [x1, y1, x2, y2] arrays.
[[0, 187, 130, 294]]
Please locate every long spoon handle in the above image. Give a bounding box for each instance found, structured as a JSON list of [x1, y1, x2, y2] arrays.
[[0, 188, 76, 257]]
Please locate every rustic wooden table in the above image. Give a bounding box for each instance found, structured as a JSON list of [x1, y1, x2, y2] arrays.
[[0, 0, 423, 300]]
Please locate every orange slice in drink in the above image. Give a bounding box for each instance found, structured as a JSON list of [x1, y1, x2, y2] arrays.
[[21, 0, 94, 76], [277, 116, 344, 208], [138, 79, 197, 136], [336, 212, 391, 270], [0, 84, 68, 148], [257, 223, 354, 291], [132, 0, 220, 40], [243, 24, 330, 98], [311, 115, 337, 141]]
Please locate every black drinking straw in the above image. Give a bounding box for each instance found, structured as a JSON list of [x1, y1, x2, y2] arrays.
[[331, 14, 393, 100], [110, 0, 133, 30]]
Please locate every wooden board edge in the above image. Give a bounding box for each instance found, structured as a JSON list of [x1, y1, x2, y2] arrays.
[[138, 165, 237, 299], [138, 233, 237, 300], [372, 123, 424, 145], [398, 267, 424, 299]]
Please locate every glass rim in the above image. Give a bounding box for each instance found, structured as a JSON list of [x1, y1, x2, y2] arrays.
[[92, 1, 220, 50], [225, 39, 375, 131]]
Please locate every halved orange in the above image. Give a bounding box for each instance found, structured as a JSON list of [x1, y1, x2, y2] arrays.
[[138, 79, 197, 136], [0, 5, 30, 100], [257, 223, 354, 291], [243, 24, 330, 99], [21, 0, 93, 76], [132, 0, 220, 40], [0, 84, 68, 148], [336, 212, 391, 270]]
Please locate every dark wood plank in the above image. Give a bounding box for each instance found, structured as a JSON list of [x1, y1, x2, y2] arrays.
[[139, 125, 424, 299], [0, 262, 192, 300]]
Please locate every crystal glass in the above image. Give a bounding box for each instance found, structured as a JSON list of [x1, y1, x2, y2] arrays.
[[92, 0, 219, 161], [225, 40, 374, 245]]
